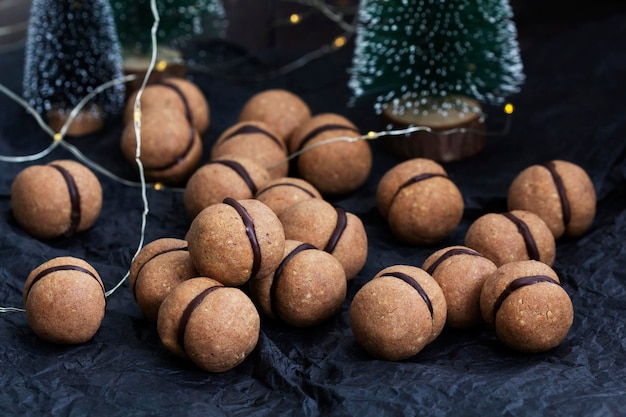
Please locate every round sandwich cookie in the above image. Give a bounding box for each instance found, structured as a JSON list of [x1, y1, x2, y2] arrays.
[[11, 159, 102, 239], [211, 120, 288, 179], [157, 277, 260, 372], [249, 240, 347, 327], [480, 260, 574, 353], [422, 245, 497, 328], [289, 113, 372, 196], [23, 256, 106, 344], [238, 89, 311, 146], [376, 157, 464, 245], [255, 177, 322, 217], [279, 198, 368, 280], [349, 265, 446, 361], [183, 155, 271, 220], [465, 210, 556, 267], [186, 198, 285, 287], [128, 237, 198, 322], [507, 159, 596, 239]]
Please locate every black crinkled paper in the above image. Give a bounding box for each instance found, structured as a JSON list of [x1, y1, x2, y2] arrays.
[[1, 10, 626, 417]]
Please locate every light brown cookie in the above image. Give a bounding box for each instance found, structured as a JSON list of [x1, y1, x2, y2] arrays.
[[186, 198, 285, 287], [279, 198, 368, 280], [11, 159, 102, 239], [128, 238, 198, 322], [479, 260, 574, 353], [349, 265, 447, 361], [23, 256, 106, 344], [157, 277, 260, 372], [465, 210, 556, 267], [289, 113, 372, 196], [507, 160, 596, 238], [249, 240, 347, 327], [422, 245, 497, 328], [376, 157, 463, 245]]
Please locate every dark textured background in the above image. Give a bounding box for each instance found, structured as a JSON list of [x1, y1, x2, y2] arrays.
[[1, 3, 626, 416]]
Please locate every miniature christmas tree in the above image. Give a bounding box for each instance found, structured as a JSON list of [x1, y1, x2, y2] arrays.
[[348, 0, 525, 162], [110, 0, 227, 55], [23, 0, 125, 136], [348, 0, 524, 116]]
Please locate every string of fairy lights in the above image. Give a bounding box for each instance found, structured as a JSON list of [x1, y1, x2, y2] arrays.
[[0, 0, 514, 313], [270, 0, 355, 75], [187, 0, 356, 81]]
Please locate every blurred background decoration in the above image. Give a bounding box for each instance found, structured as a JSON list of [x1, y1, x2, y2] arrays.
[[0, 0, 32, 53]]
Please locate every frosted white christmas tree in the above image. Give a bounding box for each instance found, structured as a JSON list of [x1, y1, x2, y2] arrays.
[[348, 0, 525, 116], [23, 0, 125, 135]]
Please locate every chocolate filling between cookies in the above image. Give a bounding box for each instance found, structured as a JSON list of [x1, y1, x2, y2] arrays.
[[380, 271, 434, 321], [132, 245, 189, 299], [25, 264, 106, 303], [425, 247, 483, 275], [501, 212, 541, 261], [255, 182, 316, 199], [154, 81, 196, 171], [324, 207, 348, 253], [177, 284, 223, 352], [269, 243, 316, 319], [541, 161, 572, 227], [392, 173, 449, 202], [209, 160, 258, 195], [49, 164, 81, 237], [296, 123, 360, 152], [223, 198, 262, 279], [220, 124, 284, 150], [492, 274, 560, 320]]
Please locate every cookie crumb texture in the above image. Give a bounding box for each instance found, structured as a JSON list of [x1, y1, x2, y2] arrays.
[[377, 158, 463, 245], [465, 210, 556, 267], [187, 199, 285, 286], [289, 113, 372, 196], [350, 265, 446, 361], [422, 245, 497, 328], [480, 260, 574, 353], [157, 278, 260, 373], [23, 256, 106, 345], [238, 89, 311, 146], [129, 238, 197, 322], [507, 160, 596, 238], [249, 240, 347, 327], [11, 160, 102, 239]]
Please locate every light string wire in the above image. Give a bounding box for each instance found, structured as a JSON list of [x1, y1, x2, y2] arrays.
[[272, 107, 513, 167], [104, 0, 161, 298], [0, 75, 136, 162], [0, 307, 26, 313], [250, 0, 357, 81], [0, 83, 59, 162], [279, 0, 357, 32]]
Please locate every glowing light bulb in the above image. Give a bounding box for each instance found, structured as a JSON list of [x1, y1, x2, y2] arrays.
[[504, 103, 514, 115], [366, 131, 377, 138], [333, 36, 347, 49], [53, 133, 63, 142], [156, 60, 168, 72], [154, 182, 163, 190], [289, 14, 301, 24], [133, 108, 142, 123]]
